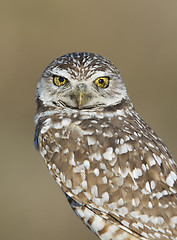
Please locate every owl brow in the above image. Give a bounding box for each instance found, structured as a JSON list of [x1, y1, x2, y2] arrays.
[[47, 69, 74, 79], [87, 71, 115, 80]]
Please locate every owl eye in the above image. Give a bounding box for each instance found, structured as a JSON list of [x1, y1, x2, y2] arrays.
[[53, 76, 67, 86], [94, 77, 109, 88]]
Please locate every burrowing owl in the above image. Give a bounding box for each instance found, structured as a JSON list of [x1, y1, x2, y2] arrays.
[[34, 52, 177, 240]]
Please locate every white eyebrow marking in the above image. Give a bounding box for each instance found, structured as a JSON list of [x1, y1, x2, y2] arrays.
[[49, 68, 73, 79], [88, 71, 114, 81]]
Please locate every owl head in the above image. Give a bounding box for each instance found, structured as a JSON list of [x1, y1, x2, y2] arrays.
[[36, 52, 130, 111]]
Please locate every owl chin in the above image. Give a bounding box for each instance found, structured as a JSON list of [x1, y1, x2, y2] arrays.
[[53, 99, 105, 111]]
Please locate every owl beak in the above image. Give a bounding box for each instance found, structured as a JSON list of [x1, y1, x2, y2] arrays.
[[75, 84, 87, 109], [77, 91, 85, 109]]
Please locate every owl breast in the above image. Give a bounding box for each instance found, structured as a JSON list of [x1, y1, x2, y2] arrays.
[[38, 109, 133, 204], [37, 106, 177, 240]]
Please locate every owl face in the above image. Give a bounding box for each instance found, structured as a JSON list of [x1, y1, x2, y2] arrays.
[[36, 52, 129, 111]]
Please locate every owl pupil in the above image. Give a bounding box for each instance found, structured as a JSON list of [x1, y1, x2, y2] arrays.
[[59, 77, 65, 82], [99, 79, 104, 84]]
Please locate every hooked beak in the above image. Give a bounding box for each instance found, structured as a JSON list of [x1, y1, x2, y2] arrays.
[[75, 90, 86, 109], [77, 91, 85, 109], [75, 84, 87, 109]]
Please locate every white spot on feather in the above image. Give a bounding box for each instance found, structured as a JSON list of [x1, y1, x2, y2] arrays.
[[132, 223, 139, 229], [55, 132, 60, 138], [150, 180, 156, 190], [84, 192, 91, 200], [53, 122, 62, 129], [172, 215, 177, 222], [118, 143, 129, 154], [42, 149, 47, 155], [93, 197, 104, 206], [91, 152, 102, 161], [102, 176, 108, 184], [91, 185, 98, 197], [132, 198, 140, 207], [132, 168, 142, 179], [121, 220, 129, 228], [119, 207, 128, 216], [148, 202, 153, 209], [153, 153, 162, 165], [93, 168, 99, 176], [166, 229, 172, 235], [148, 156, 156, 166], [125, 135, 130, 141], [154, 232, 161, 238], [72, 186, 82, 195], [81, 180, 87, 190], [66, 179, 72, 188], [91, 214, 106, 232], [158, 227, 165, 234], [62, 118, 71, 126], [166, 173, 175, 187], [102, 192, 109, 202], [150, 216, 164, 225], [84, 129, 94, 135], [63, 148, 69, 154], [69, 153, 76, 166], [118, 198, 124, 206], [100, 163, 107, 170], [115, 147, 119, 154], [87, 136, 96, 145], [52, 163, 56, 170], [47, 164, 51, 170], [84, 160, 90, 169], [142, 164, 146, 171], [83, 207, 94, 221], [140, 214, 149, 223], [120, 138, 124, 144], [145, 182, 151, 193], [127, 143, 133, 151], [141, 232, 148, 238], [130, 211, 138, 218], [103, 147, 115, 160], [107, 202, 118, 211], [40, 118, 52, 134]]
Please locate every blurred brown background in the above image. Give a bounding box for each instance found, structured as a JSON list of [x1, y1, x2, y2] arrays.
[[0, 0, 177, 240]]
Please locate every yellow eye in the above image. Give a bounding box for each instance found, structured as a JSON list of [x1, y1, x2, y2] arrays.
[[53, 76, 67, 86], [94, 77, 109, 88]]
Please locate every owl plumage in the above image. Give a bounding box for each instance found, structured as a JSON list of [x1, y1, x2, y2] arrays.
[[34, 52, 177, 240]]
